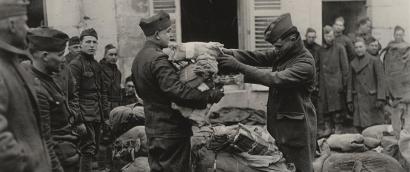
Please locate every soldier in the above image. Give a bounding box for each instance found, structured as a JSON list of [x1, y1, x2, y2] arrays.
[[303, 27, 320, 110], [317, 26, 349, 135], [122, 76, 141, 105], [220, 13, 317, 172], [347, 38, 386, 133], [69, 28, 109, 172], [367, 36, 382, 57], [66, 36, 81, 64], [100, 44, 122, 110], [333, 16, 355, 61], [27, 27, 81, 172], [0, 0, 52, 171], [131, 11, 224, 172], [383, 25, 410, 137], [353, 17, 373, 45]]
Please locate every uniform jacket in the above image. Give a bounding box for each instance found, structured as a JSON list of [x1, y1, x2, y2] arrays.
[[382, 41, 410, 100], [318, 42, 349, 114], [31, 67, 75, 172], [69, 52, 109, 122], [335, 33, 355, 61], [54, 62, 81, 124], [0, 41, 51, 172], [100, 58, 122, 109], [347, 53, 386, 127], [231, 37, 316, 171], [131, 40, 210, 138], [303, 40, 321, 90]]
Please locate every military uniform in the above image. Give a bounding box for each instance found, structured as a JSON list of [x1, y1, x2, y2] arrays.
[[100, 58, 122, 109], [317, 41, 349, 133], [69, 28, 109, 172], [347, 53, 385, 129], [335, 33, 355, 61], [132, 11, 218, 172], [0, 1, 52, 172], [219, 13, 316, 172], [303, 40, 320, 110]]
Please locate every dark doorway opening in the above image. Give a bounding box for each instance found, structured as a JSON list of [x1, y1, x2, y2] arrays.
[[180, 0, 238, 49], [27, 0, 46, 27], [322, 0, 366, 35]]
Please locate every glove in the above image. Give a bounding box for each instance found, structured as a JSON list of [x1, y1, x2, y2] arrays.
[[376, 100, 385, 109], [208, 89, 224, 104], [347, 103, 354, 113], [216, 54, 244, 72]]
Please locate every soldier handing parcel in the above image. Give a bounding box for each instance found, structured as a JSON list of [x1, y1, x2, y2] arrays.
[[0, 0, 52, 171], [27, 27, 80, 172], [220, 13, 317, 172], [131, 11, 224, 172]]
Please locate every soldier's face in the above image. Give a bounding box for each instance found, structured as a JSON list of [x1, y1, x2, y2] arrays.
[[324, 31, 335, 44], [157, 27, 171, 48], [305, 32, 316, 44], [125, 81, 135, 95], [354, 41, 366, 57], [105, 48, 118, 64], [333, 21, 344, 33], [81, 36, 98, 55], [9, 15, 29, 49], [367, 41, 380, 55], [68, 44, 81, 55], [394, 30, 405, 42], [44, 50, 65, 74], [272, 34, 297, 56]]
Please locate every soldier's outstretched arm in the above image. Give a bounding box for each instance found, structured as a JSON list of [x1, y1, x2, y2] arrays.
[[151, 55, 210, 109], [0, 77, 27, 172], [223, 48, 278, 67]]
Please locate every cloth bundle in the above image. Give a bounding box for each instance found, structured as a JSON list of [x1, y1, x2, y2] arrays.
[[112, 126, 148, 166], [164, 42, 223, 126], [109, 104, 145, 138], [203, 124, 293, 172]]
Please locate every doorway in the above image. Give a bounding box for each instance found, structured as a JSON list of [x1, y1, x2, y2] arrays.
[[27, 0, 46, 27], [322, 0, 366, 35], [180, 0, 238, 49]]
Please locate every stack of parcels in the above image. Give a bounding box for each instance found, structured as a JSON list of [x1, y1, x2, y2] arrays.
[[191, 107, 295, 172], [192, 124, 294, 172], [163, 42, 224, 126], [313, 125, 407, 172]]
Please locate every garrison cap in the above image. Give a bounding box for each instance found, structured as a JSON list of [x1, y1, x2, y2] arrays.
[[68, 36, 80, 46], [80, 28, 98, 40], [264, 13, 295, 44], [27, 27, 69, 52], [0, 0, 29, 20], [139, 11, 171, 36]]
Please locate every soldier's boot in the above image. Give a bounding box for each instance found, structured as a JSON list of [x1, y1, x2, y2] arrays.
[[79, 154, 93, 172]]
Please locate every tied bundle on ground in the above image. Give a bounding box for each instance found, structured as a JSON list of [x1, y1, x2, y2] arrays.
[[163, 42, 224, 126]]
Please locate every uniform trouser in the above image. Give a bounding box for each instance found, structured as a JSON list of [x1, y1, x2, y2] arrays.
[[386, 102, 410, 137], [269, 115, 316, 172], [79, 122, 101, 172], [147, 137, 191, 172]]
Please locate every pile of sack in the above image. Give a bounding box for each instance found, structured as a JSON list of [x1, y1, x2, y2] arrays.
[[314, 124, 406, 172], [191, 107, 295, 172]]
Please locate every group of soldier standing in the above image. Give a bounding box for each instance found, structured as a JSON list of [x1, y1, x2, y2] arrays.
[[303, 16, 410, 141], [1, 0, 410, 172]]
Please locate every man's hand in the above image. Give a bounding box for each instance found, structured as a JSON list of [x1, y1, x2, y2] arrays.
[[347, 103, 354, 113], [217, 54, 243, 72], [376, 100, 385, 109], [208, 89, 224, 104], [75, 123, 87, 136], [221, 48, 234, 56]]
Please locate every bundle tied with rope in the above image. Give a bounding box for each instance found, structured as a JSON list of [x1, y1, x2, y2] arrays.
[[163, 42, 224, 126]]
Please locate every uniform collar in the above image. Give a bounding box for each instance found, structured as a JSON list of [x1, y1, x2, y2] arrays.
[[31, 66, 54, 81], [0, 39, 31, 59], [144, 40, 163, 51], [351, 53, 370, 73]]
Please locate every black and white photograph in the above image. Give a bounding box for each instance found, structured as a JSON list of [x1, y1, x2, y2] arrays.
[[1, 0, 410, 171]]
